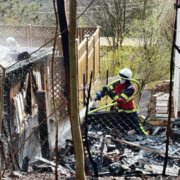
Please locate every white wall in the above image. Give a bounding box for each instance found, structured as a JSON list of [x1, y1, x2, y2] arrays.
[[174, 9, 180, 118]]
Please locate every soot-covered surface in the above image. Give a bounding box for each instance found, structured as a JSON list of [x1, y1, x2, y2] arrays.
[[0, 45, 52, 72], [3, 124, 180, 179], [82, 129, 180, 177]]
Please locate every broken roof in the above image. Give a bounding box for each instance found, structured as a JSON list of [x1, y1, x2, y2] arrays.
[[0, 45, 52, 73]]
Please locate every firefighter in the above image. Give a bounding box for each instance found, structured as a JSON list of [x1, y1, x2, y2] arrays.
[[100, 68, 148, 135], [6, 37, 20, 48]]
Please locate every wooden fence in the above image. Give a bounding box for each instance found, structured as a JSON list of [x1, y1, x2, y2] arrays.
[[0, 25, 97, 53], [0, 24, 100, 101], [77, 27, 100, 100], [77, 26, 97, 44]]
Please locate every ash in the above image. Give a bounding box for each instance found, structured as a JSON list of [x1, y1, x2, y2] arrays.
[[54, 124, 180, 178], [62, 125, 180, 178]]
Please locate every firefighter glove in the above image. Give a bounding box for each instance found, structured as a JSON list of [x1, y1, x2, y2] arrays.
[[107, 91, 116, 100], [100, 86, 108, 97], [95, 92, 101, 101]]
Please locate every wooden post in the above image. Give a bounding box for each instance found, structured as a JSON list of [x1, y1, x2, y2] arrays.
[[106, 70, 108, 85], [93, 35, 95, 80], [0, 66, 5, 180], [28, 24, 32, 47], [78, 25, 82, 43], [41, 62, 46, 90], [30, 71, 35, 115], [76, 38, 79, 104], [83, 74, 86, 106], [97, 26, 101, 75], [75, 38, 79, 77], [56, 0, 71, 107], [76, 38, 79, 72], [69, 0, 86, 179], [36, 91, 50, 159], [64, 0, 68, 24], [85, 35, 89, 83], [5, 77, 15, 172], [163, 1, 178, 175], [106, 70, 108, 107], [46, 64, 50, 116]]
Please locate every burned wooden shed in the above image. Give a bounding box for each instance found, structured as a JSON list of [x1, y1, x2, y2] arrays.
[[0, 25, 101, 177], [0, 46, 69, 170]]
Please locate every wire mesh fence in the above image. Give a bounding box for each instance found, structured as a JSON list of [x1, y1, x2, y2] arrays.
[[79, 69, 180, 178], [84, 76, 148, 136]]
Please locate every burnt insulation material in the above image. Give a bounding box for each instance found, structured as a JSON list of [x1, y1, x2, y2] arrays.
[[0, 46, 52, 73]]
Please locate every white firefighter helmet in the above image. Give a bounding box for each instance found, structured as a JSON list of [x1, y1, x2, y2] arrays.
[[118, 68, 132, 80], [6, 37, 19, 47]]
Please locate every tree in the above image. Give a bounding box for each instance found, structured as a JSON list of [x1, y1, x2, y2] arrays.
[[115, 1, 172, 90], [100, 0, 172, 90], [0, 0, 42, 25], [94, 0, 158, 48], [161, 1, 175, 43], [95, 0, 127, 49], [0, 0, 58, 25]]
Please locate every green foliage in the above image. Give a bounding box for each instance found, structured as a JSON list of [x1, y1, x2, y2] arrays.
[[78, 16, 86, 26], [96, 0, 127, 48], [0, 0, 42, 25], [100, 1, 171, 89]]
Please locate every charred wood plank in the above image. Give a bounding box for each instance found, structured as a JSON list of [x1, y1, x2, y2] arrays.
[[36, 91, 49, 159], [115, 138, 180, 159]]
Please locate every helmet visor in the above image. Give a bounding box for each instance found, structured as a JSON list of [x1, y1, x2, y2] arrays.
[[119, 73, 129, 79]]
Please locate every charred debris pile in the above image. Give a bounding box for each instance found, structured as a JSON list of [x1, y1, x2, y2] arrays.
[[26, 122, 180, 179], [1, 49, 179, 179], [84, 129, 179, 176]]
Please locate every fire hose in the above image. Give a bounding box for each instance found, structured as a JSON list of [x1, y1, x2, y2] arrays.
[[88, 78, 140, 114]]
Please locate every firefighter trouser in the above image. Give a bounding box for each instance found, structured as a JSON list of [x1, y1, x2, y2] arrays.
[[116, 110, 147, 135]]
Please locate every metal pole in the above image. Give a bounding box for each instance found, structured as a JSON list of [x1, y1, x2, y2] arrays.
[[163, 0, 178, 175], [106, 70, 108, 86], [56, 0, 71, 110]]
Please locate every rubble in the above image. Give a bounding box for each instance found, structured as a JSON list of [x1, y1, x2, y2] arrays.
[[32, 164, 54, 172], [3, 125, 180, 179], [8, 171, 24, 178], [5, 103, 180, 179], [21, 156, 30, 172], [108, 162, 125, 176], [13, 112, 179, 179], [34, 156, 75, 176], [79, 126, 180, 178]]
